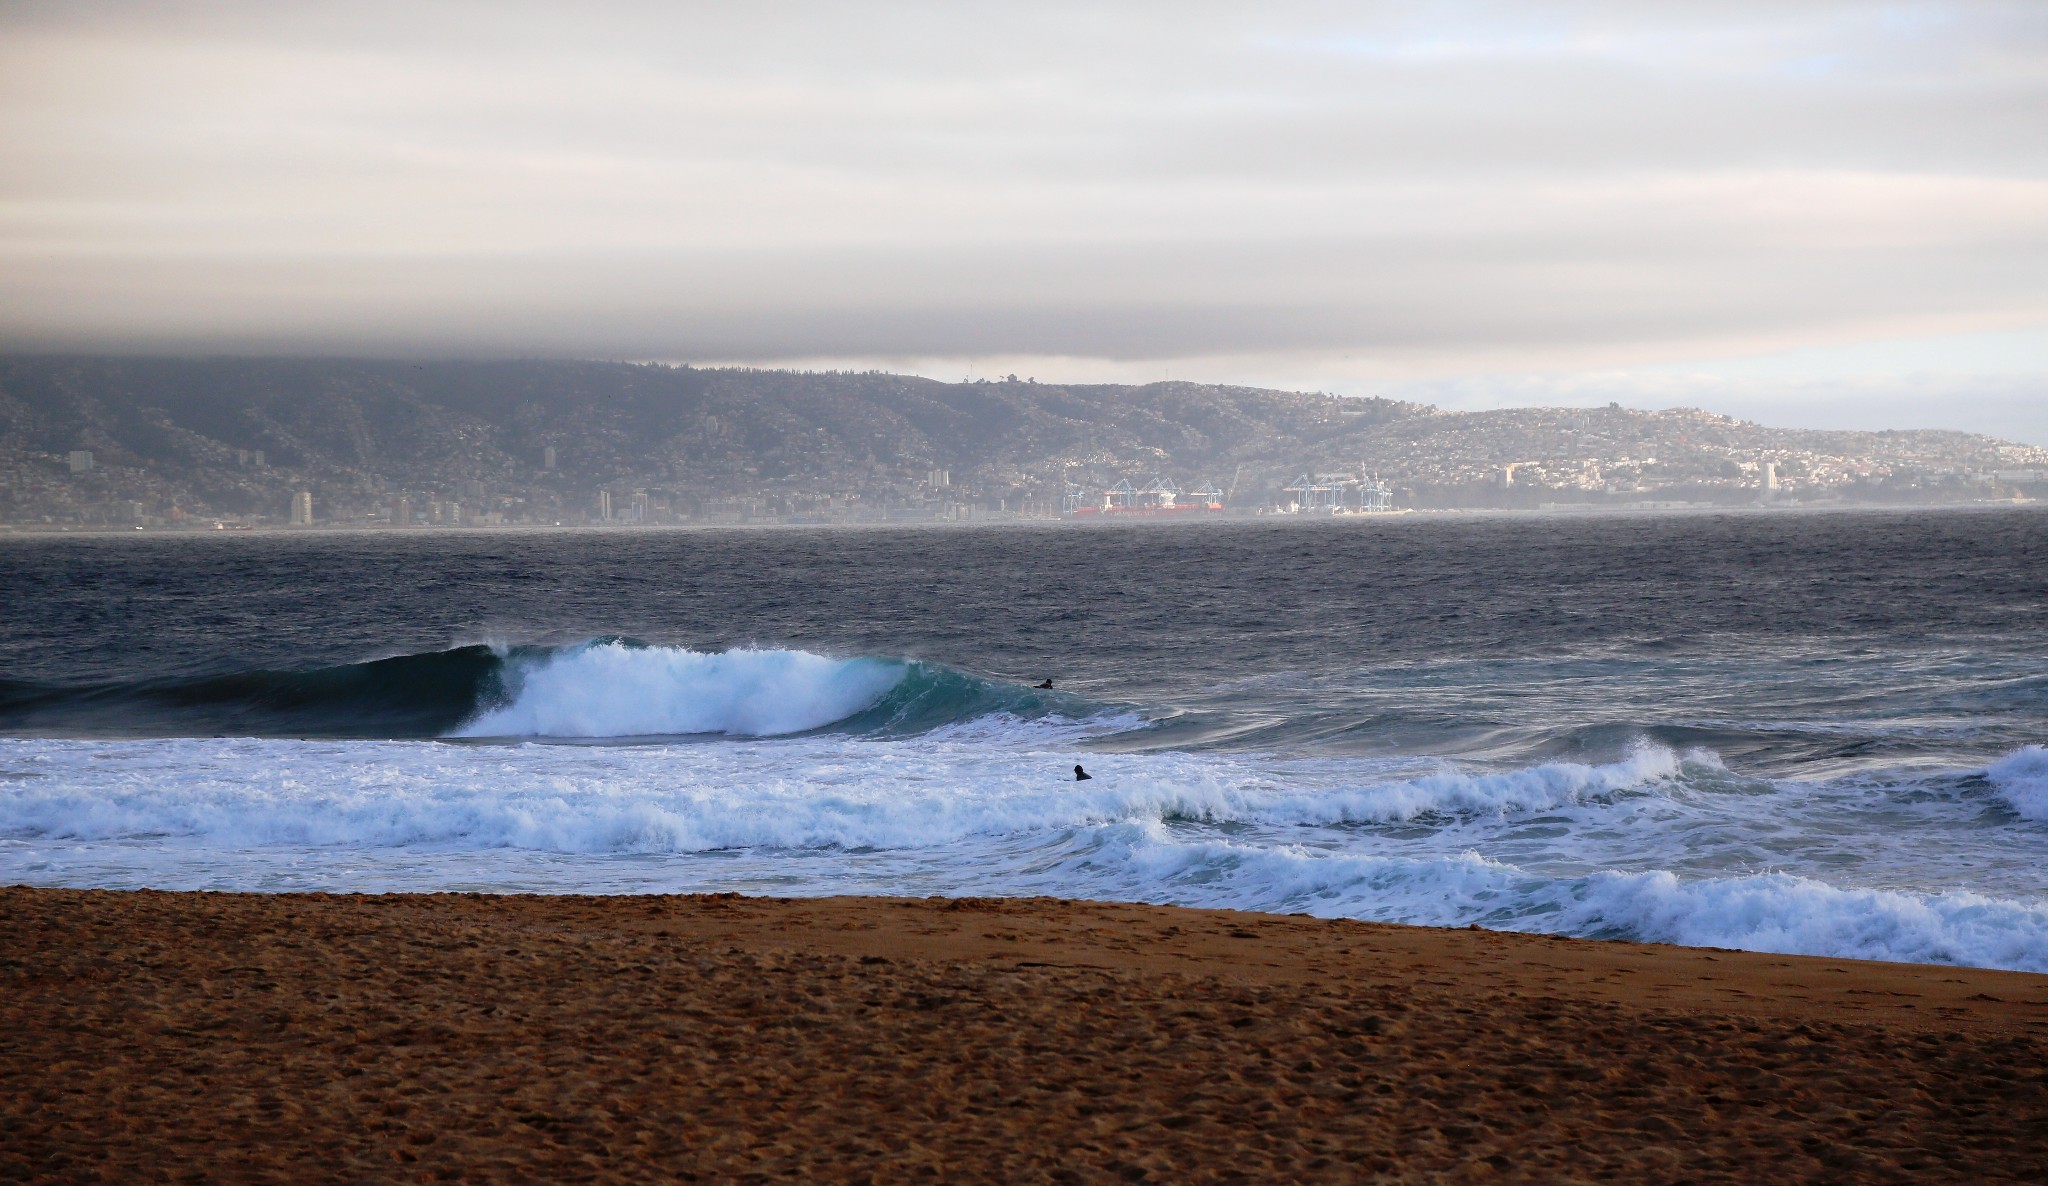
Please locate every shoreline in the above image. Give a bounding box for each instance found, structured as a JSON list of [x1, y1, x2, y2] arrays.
[[5, 887, 2045, 1182], [1, 499, 2042, 538]]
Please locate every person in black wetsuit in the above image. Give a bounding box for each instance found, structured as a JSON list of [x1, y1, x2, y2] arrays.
[[1073, 764, 1092, 781], [1036, 679, 1054, 689]]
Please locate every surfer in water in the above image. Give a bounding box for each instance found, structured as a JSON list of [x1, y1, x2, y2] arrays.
[[1036, 678, 1054, 689], [1073, 764, 1092, 781]]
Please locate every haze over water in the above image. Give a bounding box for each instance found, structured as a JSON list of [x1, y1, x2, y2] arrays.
[[2, 511, 2044, 970]]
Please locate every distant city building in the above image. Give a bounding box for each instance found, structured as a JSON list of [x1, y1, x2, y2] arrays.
[[543, 446, 557, 470], [290, 491, 313, 526], [394, 497, 412, 527], [67, 450, 92, 474], [252, 450, 265, 468], [597, 490, 612, 521], [237, 448, 250, 467], [630, 491, 651, 523], [1761, 461, 1779, 492], [929, 468, 950, 488]]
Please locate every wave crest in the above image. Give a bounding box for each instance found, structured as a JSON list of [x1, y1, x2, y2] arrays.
[[1987, 745, 2048, 821], [455, 643, 908, 738], [1095, 835, 2048, 972], [0, 641, 1096, 741]]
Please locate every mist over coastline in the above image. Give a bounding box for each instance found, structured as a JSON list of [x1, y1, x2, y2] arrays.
[[2, 3, 2044, 438]]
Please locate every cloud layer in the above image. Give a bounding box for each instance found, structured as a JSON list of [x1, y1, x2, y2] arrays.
[[1, 1, 2044, 402]]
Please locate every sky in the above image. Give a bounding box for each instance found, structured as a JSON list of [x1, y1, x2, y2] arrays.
[[1, 1, 2044, 440]]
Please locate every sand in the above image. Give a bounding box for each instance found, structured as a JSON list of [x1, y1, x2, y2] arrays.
[[3, 888, 2046, 1184]]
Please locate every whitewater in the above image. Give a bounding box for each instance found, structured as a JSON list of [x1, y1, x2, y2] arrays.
[[2, 515, 2045, 972], [6, 637, 2048, 972]]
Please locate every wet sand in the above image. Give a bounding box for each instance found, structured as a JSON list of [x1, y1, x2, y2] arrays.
[[3, 888, 2046, 1183]]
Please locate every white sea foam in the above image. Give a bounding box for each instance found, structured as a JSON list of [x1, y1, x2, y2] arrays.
[[1071, 832, 2048, 972], [6, 735, 2048, 972], [1250, 743, 1695, 823], [0, 738, 1693, 854], [1987, 745, 2048, 820], [1566, 868, 2048, 970], [455, 643, 905, 738]]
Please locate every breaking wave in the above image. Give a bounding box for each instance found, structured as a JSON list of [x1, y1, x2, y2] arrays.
[[1987, 745, 2048, 821], [1093, 833, 2048, 972], [455, 645, 905, 738], [0, 641, 1100, 741]]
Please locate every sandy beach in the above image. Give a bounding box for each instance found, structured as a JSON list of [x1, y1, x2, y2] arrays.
[[3, 888, 2045, 1183]]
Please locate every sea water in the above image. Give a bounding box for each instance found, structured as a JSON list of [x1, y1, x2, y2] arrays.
[[2, 511, 2045, 971]]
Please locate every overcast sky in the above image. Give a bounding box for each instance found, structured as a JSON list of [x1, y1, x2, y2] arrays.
[[2, 1, 2044, 439]]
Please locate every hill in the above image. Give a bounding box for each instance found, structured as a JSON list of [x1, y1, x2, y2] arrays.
[[0, 356, 2040, 526]]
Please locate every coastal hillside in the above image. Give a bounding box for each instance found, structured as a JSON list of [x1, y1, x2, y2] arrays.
[[0, 356, 2040, 526]]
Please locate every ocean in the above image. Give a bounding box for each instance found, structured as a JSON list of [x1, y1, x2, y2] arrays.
[[3, 511, 2045, 971]]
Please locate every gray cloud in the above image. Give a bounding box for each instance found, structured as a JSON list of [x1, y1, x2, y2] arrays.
[[1, 0, 2044, 393]]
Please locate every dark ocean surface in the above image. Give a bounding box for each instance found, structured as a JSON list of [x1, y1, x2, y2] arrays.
[[3, 511, 2045, 969]]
